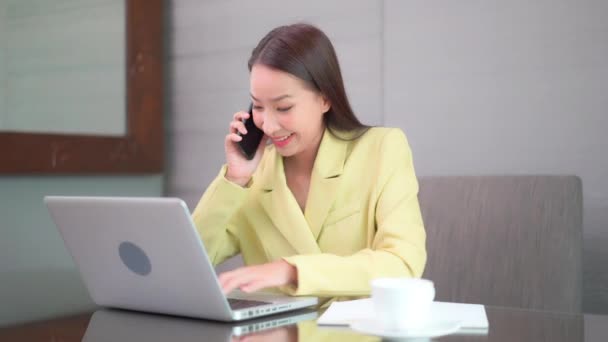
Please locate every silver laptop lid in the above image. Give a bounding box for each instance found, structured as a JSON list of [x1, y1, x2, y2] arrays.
[[45, 196, 234, 321]]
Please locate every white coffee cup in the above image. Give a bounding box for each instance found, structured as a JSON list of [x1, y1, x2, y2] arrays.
[[371, 278, 435, 331]]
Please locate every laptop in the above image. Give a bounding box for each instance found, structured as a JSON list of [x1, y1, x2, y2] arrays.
[[44, 196, 318, 321], [83, 308, 318, 341]]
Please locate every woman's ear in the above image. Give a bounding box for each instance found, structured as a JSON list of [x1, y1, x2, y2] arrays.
[[320, 94, 331, 114]]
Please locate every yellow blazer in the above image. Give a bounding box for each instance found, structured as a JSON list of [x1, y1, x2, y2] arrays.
[[192, 127, 426, 303]]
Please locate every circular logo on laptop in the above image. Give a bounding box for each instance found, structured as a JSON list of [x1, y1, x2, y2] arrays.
[[118, 241, 151, 276]]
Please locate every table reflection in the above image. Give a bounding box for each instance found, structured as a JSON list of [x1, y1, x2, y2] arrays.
[[81, 308, 381, 342], [2, 305, 597, 341]]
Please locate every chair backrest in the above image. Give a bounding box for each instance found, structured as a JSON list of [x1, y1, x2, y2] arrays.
[[418, 175, 583, 313]]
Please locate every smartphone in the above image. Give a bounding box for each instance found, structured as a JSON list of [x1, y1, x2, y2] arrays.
[[237, 103, 264, 160]]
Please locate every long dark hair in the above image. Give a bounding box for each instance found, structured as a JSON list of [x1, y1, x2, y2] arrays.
[[248, 23, 369, 139]]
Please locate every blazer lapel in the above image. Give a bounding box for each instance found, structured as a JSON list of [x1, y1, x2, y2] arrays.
[[304, 129, 348, 240], [258, 150, 321, 255]]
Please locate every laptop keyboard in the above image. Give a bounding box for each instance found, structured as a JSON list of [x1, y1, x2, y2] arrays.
[[228, 298, 272, 310]]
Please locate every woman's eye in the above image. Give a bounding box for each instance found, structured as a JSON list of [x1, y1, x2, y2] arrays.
[[252, 106, 263, 111], [277, 106, 293, 112]]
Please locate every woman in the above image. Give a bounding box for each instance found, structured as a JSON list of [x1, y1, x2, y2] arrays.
[[192, 23, 426, 305]]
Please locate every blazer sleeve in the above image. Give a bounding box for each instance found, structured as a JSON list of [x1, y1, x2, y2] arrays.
[[281, 129, 427, 297], [191, 165, 247, 266]]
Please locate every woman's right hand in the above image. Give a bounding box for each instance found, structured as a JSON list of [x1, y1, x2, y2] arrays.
[[224, 110, 268, 187]]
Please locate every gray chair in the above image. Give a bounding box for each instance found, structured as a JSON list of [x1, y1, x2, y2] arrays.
[[418, 175, 583, 313]]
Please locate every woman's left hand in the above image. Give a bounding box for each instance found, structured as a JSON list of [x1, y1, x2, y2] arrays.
[[218, 260, 298, 294]]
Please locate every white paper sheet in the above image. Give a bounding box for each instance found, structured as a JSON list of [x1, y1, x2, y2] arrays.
[[317, 298, 489, 330]]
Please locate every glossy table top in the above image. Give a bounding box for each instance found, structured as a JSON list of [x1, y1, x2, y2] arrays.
[[0, 305, 606, 342]]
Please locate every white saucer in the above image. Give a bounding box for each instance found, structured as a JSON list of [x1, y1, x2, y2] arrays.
[[350, 319, 461, 339]]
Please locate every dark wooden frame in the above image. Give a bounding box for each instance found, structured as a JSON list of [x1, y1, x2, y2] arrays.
[[0, 0, 163, 174]]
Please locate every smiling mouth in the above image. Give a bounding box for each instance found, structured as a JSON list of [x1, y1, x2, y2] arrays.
[[273, 133, 293, 142]]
